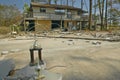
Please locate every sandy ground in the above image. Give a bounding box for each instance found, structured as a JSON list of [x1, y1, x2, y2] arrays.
[[0, 36, 120, 80]]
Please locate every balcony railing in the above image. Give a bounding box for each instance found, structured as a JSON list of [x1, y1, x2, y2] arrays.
[[27, 12, 81, 20]]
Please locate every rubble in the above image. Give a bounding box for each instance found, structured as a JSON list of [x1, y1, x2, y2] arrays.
[[1, 49, 21, 56], [92, 41, 101, 45], [10, 49, 21, 53], [5, 30, 120, 42]]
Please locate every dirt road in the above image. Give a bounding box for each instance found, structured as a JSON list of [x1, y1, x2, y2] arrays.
[[0, 37, 120, 80]]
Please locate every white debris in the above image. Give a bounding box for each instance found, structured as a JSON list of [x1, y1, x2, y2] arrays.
[[10, 49, 21, 53], [1, 51, 9, 55], [92, 41, 101, 45]]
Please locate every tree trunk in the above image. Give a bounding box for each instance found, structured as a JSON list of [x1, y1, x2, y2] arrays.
[[98, 0, 102, 18], [101, 0, 105, 30], [80, 0, 83, 31], [98, 0, 105, 30], [98, 0, 102, 30], [110, 0, 112, 27], [88, 0, 92, 30], [105, 0, 108, 30], [94, 0, 97, 30]]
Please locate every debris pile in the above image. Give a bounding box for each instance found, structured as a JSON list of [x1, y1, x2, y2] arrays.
[[92, 41, 101, 45], [1, 49, 21, 56], [104, 32, 120, 42]]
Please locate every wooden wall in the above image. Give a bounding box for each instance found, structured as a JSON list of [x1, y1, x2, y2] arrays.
[[35, 20, 51, 32]]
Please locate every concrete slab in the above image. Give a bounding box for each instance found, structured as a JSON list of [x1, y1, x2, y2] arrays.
[[0, 59, 15, 78], [5, 66, 62, 80]]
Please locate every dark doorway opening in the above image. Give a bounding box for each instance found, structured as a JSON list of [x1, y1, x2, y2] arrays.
[[81, 21, 87, 30], [51, 20, 64, 29], [27, 20, 35, 31]]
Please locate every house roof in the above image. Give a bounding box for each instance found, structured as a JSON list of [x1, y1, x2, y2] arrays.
[[31, 0, 48, 4], [31, 2, 87, 13]]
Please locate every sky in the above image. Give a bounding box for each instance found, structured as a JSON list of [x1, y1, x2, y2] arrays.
[[0, 0, 89, 12], [0, 0, 31, 12]]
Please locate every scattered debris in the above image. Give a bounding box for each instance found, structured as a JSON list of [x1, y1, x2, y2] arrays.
[[91, 33, 103, 38], [59, 34, 65, 37], [1, 49, 21, 55], [76, 33, 82, 36], [85, 40, 90, 43], [92, 41, 101, 45], [68, 39, 73, 41], [60, 32, 73, 34], [10, 49, 21, 53], [1, 51, 9, 55], [11, 31, 17, 35], [67, 39, 74, 45]]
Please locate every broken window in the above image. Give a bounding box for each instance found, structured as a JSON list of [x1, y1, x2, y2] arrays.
[[40, 8, 46, 13], [55, 9, 65, 15], [77, 11, 81, 15]]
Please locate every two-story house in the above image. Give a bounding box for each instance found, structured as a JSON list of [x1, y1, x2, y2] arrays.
[[25, 0, 88, 32]]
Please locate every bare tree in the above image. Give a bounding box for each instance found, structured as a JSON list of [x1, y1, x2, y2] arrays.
[[93, 0, 97, 30], [93, 0, 120, 30], [0, 5, 21, 26], [98, 0, 105, 30], [101, 0, 105, 30], [105, 0, 108, 30], [108, 0, 120, 27], [88, 0, 92, 30]]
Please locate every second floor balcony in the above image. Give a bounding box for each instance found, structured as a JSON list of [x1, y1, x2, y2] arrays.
[[27, 12, 81, 21]]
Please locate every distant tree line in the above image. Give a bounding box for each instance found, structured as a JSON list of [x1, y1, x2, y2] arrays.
[[89, 0, 120, 30], [0, 4, 21, 27]]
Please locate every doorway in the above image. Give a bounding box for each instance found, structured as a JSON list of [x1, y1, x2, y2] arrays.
[[51, 20, 64, 29]]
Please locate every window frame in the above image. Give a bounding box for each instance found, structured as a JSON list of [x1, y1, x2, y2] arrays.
[[40, 7, 46, 13]]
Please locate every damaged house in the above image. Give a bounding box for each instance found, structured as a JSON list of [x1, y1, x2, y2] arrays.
[[25, 0, 88, 32]]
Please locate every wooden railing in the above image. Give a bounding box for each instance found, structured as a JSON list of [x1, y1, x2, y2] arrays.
[[27, 12, 81, 20]]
